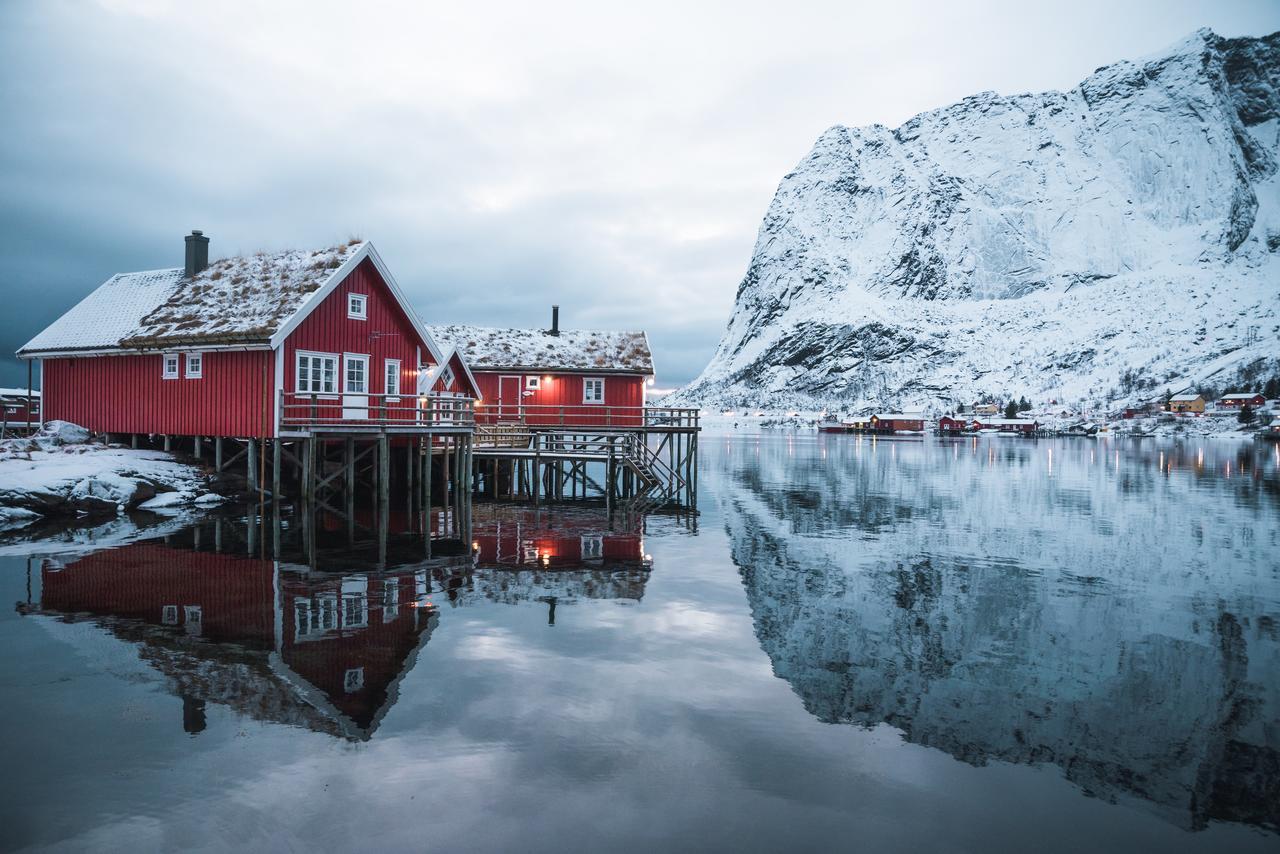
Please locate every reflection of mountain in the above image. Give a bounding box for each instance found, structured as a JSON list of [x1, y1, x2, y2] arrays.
[[712, 437, 1280, 833], [20, 508, 654, 738]]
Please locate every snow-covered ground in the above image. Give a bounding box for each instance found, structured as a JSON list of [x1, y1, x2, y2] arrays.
[[0, 421, 225, 531]]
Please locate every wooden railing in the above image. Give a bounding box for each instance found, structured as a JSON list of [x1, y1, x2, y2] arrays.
[[279, 391, 475, 430], [473, 404, 699, 430]]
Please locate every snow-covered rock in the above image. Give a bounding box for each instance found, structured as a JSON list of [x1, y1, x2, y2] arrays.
[[677, 29, 1280, 412], [0, 424, 219, 527]]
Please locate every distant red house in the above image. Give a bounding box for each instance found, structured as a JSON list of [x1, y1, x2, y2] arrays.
[[1218, 393, 1265, 409], [16, 231, 478, 438], [937, 415, 967, 435], [0, 388, 39, 428], [870, 413, 925, 433], [430, 308, 655, 428], [971, 417, 1039, 434]]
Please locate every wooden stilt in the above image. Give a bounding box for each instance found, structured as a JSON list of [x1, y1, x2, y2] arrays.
[[163, 434, 171, 452], [247, 438, 258, 491], [215, 437, 224, 472], [272, 439, 282, 501], [194, 435, 202, 458]]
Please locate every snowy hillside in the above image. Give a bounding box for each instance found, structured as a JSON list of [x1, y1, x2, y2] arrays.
[[676, 29, 1280, 411]]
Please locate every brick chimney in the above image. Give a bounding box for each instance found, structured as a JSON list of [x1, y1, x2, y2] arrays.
[[184, 229, 210, 277], [550, 304, 560, 336]]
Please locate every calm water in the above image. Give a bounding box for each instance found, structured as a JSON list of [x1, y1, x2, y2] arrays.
[[1, 433, 1277, 853]]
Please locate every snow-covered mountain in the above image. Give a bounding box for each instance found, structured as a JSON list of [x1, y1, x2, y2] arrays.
[[676, 29, 1280, 411]]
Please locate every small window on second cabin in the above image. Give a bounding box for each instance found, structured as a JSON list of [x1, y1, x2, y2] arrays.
[[185, 352, 203, 379], [525, 376, 540, 390], [440, 365, 455, 390], [162, 353, 179, 379], [385, 359, 401, 400], [583, 377, 605, 404], [347, 293, 368, 320]]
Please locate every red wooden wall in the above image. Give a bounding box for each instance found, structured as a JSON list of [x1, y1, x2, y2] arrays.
[[471, 370, 646, 426], [40, 545, 276, 648], [283, 257, 431, 406], [42, 349, 275, 438]]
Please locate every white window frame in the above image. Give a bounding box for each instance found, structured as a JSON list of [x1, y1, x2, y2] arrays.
[[525, 375, 540, 390], [347, 293, 368, 320], [162, 604, 179, 625], [581, 535, 603, 560], [583, 377, 605, 404], [440, 364, 455, 391], [344, 353, 369, 394], [296, 350, 339, 397], [185, 352, 203, 379], [162, 353, 179, 379], [344, 667, 365, 693], [384, 358, 401, 401]]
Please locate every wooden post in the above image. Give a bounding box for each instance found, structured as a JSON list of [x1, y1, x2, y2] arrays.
[[215, 437, 224, 472], [378, 433, 390, 539], [26, 360, 33, 434], [406, 442, 415, 519], [247, 439, 258, 491], [163, 434, 171, 453], [272, 439, 282, 501], [345, 436, 355, 510], [302, 437, 314, 505], [194, 435, 202, 458], [423, 432, 433, 556], [131, 434, 138, 449]]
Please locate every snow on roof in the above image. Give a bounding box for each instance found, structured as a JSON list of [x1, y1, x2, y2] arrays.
[[428, 324, 654, 374], [18, 241, 366, 355], [0, 388, 39, 398], [1220, 393, 1261, 399], [872, 413, 924, 420], [19, 268, 184, 355], [1170, 394, 1202, 401], [973, 417, 1039, 425]]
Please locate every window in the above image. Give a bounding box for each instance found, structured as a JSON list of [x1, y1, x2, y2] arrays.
[[162, 605, 179, 625], [581, 535, 603, 560], [344, 668, 365, 693], [296, 352, 338, 395], [385, 359, 401, 400], [440, 365, 455, 390], [347, 293, 367, 319], [525, 376, 540, 390], [162, 354, 179, 379], [185, 352, 203, 379], [343, 593, 367, 627], [583, 377, 605, 404], [184, 605, 203, 636], [345, 354, 368, 394], [383, 580, 400, 622]]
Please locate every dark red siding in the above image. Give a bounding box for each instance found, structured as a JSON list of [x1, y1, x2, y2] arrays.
[[471, 369, 646, 426], [40, 545, 276, 648], [283, 258, 433, 425], [42, 350, 275, 437]]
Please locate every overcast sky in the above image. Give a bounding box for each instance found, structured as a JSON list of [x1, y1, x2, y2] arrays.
[[1, 0, 1275, 389]]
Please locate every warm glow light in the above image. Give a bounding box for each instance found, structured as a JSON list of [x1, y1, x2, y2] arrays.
[[542, 375, 553, 384]]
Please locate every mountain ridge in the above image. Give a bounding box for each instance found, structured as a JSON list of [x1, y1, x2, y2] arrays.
[[675, 29, 1280, 411]]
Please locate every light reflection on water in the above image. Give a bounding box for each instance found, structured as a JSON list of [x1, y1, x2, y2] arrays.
[[0, 433, 1276, 853]]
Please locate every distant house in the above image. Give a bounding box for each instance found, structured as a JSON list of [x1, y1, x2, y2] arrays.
[[936, 415, 968, 435], [870, 414, 925, 433], [16, 231, 477, 439], [972, 417, 1039, 434], [974, 403, 1001, 416], [1218, 392, 1265, 409], [429, 308, 655, 428], [0, 388, 39, 428], [1168, 394, 1205, 414]]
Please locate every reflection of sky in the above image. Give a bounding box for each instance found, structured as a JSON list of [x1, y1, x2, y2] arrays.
[[1, 434, 1277, 852]]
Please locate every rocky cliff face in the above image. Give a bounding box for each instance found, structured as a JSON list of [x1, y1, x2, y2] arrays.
[[677, 30, 1280, 410]]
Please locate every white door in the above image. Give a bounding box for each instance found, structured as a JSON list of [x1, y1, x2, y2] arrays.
[[343, 354, 369, 419], [499, 375, 522, 419]]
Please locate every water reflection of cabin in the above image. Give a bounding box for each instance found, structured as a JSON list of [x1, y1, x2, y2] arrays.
[[27, 541, 443, 741]]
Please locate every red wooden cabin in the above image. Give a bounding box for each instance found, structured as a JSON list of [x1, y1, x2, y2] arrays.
[[869, 414, 925, 433], [971, 417, 1039, 433], [0, 388, 40, 430], [936, 415, 968, 435], [1218, 393, 1265, 409], [430, 307, 655, 429], [16, 231, 479, 439]]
